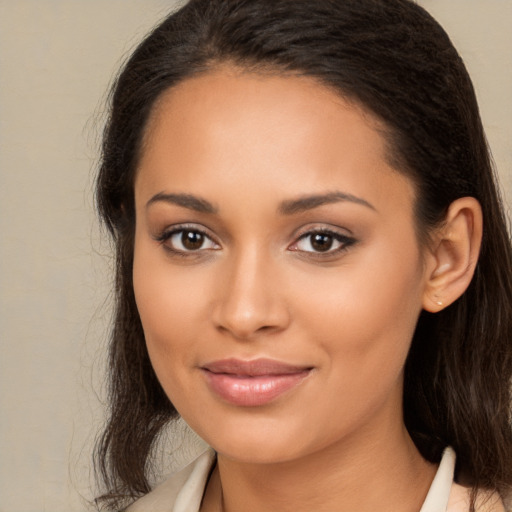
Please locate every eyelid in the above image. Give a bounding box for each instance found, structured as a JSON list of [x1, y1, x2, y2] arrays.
[[152, 222, 356, 257], [290, 223, 354, 243], [288, 226, 356, 255], [154, 223, 221, 253]]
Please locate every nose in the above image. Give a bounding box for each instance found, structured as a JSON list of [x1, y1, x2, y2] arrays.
[[212, 248, 290, 340]]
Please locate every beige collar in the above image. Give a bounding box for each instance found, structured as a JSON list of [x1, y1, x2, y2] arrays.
[[128, 446, 486, 512]]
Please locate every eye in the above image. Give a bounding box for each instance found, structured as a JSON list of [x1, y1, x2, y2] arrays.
[[157, 227, 220, 253], [290, 229, 355, 254]]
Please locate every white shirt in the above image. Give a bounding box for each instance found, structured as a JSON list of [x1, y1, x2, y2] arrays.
[[126, 447, 506, 512]]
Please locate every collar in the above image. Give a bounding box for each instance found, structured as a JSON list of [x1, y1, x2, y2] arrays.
[[127, 446, 457, 512]]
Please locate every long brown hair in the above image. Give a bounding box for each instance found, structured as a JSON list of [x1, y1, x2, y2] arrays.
[[95, 0, 512, 509]]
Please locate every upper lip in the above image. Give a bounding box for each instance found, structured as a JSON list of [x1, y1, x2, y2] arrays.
[[201, 358, 312, 376]]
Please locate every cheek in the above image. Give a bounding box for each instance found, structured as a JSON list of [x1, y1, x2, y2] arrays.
[[298, 242, 422, 337], [132, 236, 206, 383], [293, 236, 425, 392]]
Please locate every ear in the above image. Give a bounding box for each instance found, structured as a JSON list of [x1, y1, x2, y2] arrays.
[[422, 197, 483, 313]]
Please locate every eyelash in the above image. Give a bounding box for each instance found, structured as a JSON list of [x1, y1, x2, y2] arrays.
[[155, 225, 356, 258], [289, 228, 356, 257], [155, 225, 220, 256]]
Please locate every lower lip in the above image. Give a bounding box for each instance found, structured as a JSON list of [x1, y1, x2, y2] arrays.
[[202, 370, 311, 407]]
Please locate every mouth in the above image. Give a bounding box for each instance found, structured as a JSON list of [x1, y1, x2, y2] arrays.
[[200, 358, 313, 407]]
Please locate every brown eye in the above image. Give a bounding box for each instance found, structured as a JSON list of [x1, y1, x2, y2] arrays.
[[181, 230, 205, 250], [290, 229, 356, 255], [159, 227, 220, 253], [310, 233, 334, 252]]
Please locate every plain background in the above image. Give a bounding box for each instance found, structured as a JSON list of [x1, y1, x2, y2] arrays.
[[0, 1, 510, 511]]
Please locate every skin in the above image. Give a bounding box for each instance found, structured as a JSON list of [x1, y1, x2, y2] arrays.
[[132, 67, 480, 512]]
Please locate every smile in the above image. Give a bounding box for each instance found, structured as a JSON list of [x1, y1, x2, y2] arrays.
[[200, 358, 313, 407]]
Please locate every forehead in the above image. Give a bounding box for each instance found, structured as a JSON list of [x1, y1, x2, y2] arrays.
[[144, 66, 389, 160], [136, 67, 414, 217]]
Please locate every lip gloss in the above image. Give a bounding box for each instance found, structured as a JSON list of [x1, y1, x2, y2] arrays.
[[201, 358, 312, 406]]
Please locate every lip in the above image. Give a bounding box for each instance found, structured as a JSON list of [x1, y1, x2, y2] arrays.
[[200, 358, 312, 407]]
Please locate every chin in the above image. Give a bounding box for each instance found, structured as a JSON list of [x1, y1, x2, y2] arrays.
[[186, 411, 330, 465], [213, 437, 308, 465]]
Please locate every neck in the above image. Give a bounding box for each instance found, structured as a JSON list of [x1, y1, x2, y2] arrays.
[[201, 411, 436, 512]]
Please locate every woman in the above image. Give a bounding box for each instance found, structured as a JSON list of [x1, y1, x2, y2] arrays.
[[94, 0, 512, 510]]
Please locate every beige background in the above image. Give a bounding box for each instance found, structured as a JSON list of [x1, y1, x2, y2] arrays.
[[0, 1, 510, 511]]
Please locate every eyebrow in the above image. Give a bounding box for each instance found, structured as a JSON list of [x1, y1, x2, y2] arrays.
[[278, 191, 376, 215], [146, 190, 375, 215], [146, 192, 218, 214]]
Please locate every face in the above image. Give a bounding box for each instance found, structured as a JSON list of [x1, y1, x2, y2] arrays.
[[133, 68, 430, 464]]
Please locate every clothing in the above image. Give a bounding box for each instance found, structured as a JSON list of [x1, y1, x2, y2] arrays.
[[126, 447, 505, 512]]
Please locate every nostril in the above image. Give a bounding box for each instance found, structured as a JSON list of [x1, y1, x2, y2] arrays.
[[214, 315, 288, 341]]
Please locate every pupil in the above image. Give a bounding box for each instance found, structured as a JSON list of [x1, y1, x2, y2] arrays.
[[311, 233, 333, 252], [182, 231, 204, 250]]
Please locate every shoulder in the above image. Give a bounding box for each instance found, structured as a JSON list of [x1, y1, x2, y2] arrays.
[[447, 483, 506, 512], [421, 447, 507, 512], [125, 448, 216, 512]]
